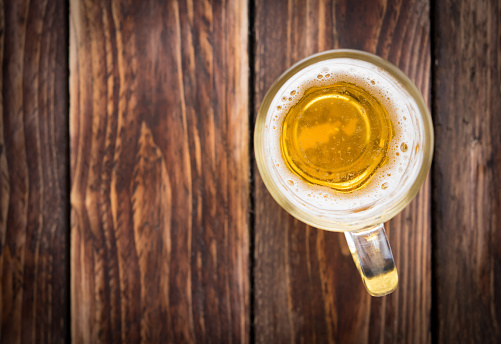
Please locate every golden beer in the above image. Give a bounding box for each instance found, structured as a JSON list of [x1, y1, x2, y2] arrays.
[[280, 82, 394, 192], [255, 51, 434, 297]]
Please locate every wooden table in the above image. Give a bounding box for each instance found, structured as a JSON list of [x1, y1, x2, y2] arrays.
[[1, 0, 500, 343]]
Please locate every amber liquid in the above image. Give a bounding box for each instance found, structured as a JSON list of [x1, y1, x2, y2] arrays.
[[280, 82, 394, 192]]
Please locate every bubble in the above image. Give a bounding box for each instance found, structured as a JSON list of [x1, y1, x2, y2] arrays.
[[317, 74, 323, 79], [371, 80, 375, 85], [290, 90, 296, 96], [381, 182, 389, 190], [400, 142, 408, 152], [277, 105, 282, 110], [287, 180, 294, 186], [282, 96, 287, 101]]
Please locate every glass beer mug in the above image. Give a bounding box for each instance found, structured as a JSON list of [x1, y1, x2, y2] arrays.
[[254, 50, 433, 296]]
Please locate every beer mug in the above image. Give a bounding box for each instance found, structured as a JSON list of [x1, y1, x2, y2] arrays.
[[254, 50, 433, 296]]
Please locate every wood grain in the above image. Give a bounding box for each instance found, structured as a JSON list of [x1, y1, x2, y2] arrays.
[[433, 0, 501, 342], [253, 0, 431, 342], [70, 0, 249, 342], [0, 0, 69, 343]]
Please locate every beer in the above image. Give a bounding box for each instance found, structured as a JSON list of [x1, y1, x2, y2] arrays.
[[265, 58, 418, 212], [255, 51, 434, 297], [280, 82, 394, 192]]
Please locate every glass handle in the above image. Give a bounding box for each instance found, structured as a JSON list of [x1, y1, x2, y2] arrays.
[[344, 224, 398, 297]]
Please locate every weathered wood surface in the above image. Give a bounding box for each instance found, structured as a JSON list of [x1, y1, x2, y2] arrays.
[[70, 0, 249, 342], [0, 0, 69, 343], [2, 0, 501, 343], [253, 0, 431, 342], [433, 0, 501, 342]]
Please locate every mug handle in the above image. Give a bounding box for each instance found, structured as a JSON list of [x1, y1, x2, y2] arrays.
[[344, 224, 398, 297]]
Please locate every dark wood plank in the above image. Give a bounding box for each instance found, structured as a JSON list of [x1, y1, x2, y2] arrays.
[[253, 0, 431, 342], [0, 0, 69, 342], [433, 0, 501, 342], [70, 0, 249, 342]]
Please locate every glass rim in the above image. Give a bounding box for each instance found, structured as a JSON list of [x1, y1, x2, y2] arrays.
[[254, 49, 434, 232]]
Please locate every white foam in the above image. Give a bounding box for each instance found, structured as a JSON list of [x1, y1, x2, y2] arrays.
[[264, 58, 424, 212]]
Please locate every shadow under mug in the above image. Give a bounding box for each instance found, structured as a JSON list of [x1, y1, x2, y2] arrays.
[[254, 49, 434, 296]]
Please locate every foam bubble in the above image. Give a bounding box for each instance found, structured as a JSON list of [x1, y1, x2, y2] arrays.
[[264, 58, 425, 212]]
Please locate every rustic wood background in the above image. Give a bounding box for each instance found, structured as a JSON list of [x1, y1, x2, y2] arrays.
[[0, 0, 499, 343]]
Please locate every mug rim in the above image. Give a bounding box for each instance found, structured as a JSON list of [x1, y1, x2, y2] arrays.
[[254, 49, 434, 232]]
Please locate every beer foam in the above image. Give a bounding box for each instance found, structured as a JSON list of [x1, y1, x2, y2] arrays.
[[264, 58, 425, 212]]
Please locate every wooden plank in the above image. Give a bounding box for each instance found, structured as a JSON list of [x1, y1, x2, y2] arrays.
[[253, 0, 431, 342], [0, 0, 69, 342], [70, 0, 249, 342], [433, 0, 501, 342]]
